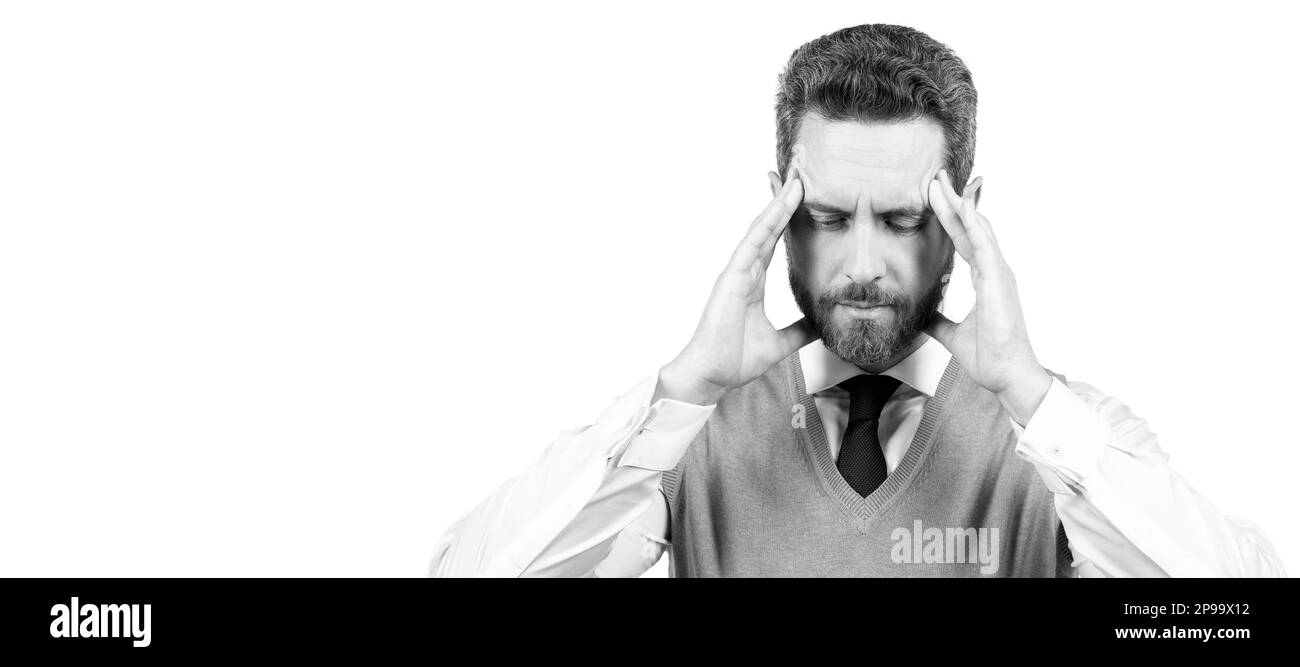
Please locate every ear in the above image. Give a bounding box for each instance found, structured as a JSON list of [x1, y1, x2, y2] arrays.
[[768, 171, 783, 197]]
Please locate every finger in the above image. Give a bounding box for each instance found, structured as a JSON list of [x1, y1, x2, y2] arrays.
[[960, 190, 999, 262], [777, 316, 818, 356], [923, 312, 959, 350], [751, 174, 802, 272], [928, 178, 975, 262], [938, 169, 975, 238], [964, 178, 1003, 253], [759, 172, 802, 269], [974, 211, 1003, 258], [938, 169, 972, 229], [941, 171, 995, 263], [728, 175, 801, 271], [732, 178, 794, 259]]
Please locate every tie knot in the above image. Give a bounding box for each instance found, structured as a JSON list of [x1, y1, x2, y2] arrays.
[[839, 374, 902, 422]]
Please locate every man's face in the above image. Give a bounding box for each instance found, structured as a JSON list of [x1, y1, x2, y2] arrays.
[[784, 115, 955, 369]]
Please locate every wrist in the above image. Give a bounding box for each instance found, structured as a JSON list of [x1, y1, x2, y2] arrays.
[[653, 360, 727, 406], [996, 364, 1052, 428]]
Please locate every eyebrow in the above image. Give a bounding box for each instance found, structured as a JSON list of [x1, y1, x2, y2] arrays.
[[802, 199, 929, 219]]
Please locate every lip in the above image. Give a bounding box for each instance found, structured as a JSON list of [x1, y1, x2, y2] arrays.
[[836, 301, 893, 318], [837, 301, 891, 309]]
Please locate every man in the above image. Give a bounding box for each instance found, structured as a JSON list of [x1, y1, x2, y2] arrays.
[[430, 24, 1284, 577]]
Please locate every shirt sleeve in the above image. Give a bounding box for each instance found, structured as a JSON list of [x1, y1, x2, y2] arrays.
[[593, 491, 673, 578], [1011, 377, 1287, 577], [428, 374, 713, 578]]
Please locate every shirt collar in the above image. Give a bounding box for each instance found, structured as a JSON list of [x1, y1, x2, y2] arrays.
[[799, 334, 951, 398]]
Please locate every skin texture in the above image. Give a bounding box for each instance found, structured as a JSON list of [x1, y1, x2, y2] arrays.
[[777, 115, 953, 372], [656, 115, 1052, 426]]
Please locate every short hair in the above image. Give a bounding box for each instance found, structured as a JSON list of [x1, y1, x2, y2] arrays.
[[776, 24, 978, 194]]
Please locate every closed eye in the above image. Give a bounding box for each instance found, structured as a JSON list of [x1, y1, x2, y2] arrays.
[[810, 214, 847, 229], [805, 210, 927, 234], [887, 216, 926, 234]]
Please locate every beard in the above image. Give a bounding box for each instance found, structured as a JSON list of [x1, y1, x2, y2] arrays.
[[788, 255, 951, 368]]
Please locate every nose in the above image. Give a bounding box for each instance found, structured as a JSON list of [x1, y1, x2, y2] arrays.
[[842, 217, 888, 284]]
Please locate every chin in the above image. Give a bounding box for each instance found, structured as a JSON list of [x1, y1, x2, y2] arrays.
[[821, 315, 913, 366]]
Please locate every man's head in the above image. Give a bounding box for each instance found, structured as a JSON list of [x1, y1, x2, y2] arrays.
[[773, 24, 976, 370]]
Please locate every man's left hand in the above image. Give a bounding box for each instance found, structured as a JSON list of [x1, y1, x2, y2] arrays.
[[925, 170, 1052, 427]]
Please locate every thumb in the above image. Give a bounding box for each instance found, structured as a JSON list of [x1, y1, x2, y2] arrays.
[[923, 312, 958, 350], [777, 317, 818, 356]]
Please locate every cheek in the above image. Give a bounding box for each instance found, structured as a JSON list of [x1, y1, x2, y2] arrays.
[[791, 230, 845, 281], [918, 226, 953, 272], [786, 222, 819, 270], [896, 236, 948, 293]]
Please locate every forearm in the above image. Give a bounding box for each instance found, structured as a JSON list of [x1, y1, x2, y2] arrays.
[[1015, 378, 1286, 577], [429, 374, 712, 577]]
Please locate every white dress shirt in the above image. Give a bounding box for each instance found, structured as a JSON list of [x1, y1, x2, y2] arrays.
[[429, 337, 1286, 577]]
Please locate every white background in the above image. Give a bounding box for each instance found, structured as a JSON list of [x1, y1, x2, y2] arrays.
[[2, 1, 1296, 577]]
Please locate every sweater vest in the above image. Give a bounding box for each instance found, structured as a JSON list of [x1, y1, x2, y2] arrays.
[[659, 352, 1072, 577]]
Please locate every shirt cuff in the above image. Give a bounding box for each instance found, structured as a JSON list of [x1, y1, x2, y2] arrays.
[[591, 375, 716, 472], [1012, 378, 1111, 494]]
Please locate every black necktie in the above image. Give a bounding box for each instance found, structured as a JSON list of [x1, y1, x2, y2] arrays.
[[837, 374, 902, 497]]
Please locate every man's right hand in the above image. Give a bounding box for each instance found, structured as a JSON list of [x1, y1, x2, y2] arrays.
[[653, 170, 817, 406]]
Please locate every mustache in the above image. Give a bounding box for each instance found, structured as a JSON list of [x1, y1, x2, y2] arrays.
[[818, 281, 907, 309]]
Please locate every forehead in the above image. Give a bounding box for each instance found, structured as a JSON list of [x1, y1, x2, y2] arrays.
[[794, 115, 946, 211]]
